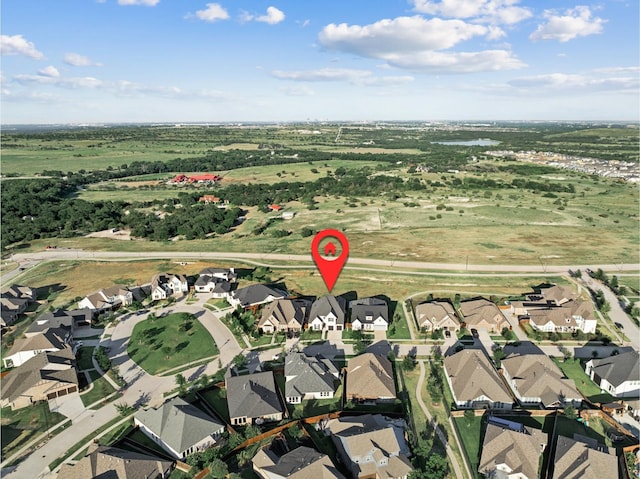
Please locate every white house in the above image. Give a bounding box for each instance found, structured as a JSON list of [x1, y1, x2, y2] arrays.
[[585, 350, 640, 398], [78, 286, 133, 311], [308, 295, 346, 331], [3, 327, 73, 368], [349, 297, 388, 331], [150, 273, 189, 301]]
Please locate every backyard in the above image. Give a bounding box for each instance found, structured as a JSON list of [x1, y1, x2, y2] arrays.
[[127, 313, 218, 375], [552, 357, 616, 403]]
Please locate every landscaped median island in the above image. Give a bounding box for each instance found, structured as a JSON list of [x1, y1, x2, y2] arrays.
[[127, 312, 218, 375]]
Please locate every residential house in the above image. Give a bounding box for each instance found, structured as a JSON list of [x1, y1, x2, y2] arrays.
[[78, 286, 133, 312], [25, 308, 91, 338], [501, 342, 582, 408], [228, 284, 287, 309], [1, 349, 78, 410], [350, 297, 389, 331], [199, 195, 221, 204], [443, 349, 513, 409], [551, 435, 618, 479], [150, 273, 189, 301], [199, 267, 237, 282], [257, 298, 310, 334], [252, 445, 345, 479], [415, 301, 460, 332], [346, 353, 397, 403], [478, 422, 547, 479], [585, 350, 640, 398], [526, 300, 597, 334], [308, 295, 347, 332], [134, 396, 225, 460], [459, 298, 508, 333], [58, 444, 173, 479], [284, 352, 339, 404], [3, 327, 73, 368], [325, 414, 412, 479], [0, 285, 35, 326], [226, 371, 285, 426], [194, 267, 236, 296]]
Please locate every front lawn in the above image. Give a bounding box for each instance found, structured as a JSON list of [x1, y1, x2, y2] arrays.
[[552, 358, 616, 403], [127, 313, 218, 375], [387, 307, 412, 340], [1, 402, 67, 459], [80, 370, 117, 407]]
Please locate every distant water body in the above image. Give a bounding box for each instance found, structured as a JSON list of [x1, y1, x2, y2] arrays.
[[431, 139, 500, 146]]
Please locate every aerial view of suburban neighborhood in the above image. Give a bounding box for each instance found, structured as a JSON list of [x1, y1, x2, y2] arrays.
[[1, 2, 639, 479]]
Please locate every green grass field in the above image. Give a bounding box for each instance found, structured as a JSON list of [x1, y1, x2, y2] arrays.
[[80, 371, 117, 407], [127, 313, 218, 375], [1, 403, 67, 459], [552, 358, 616, 403]]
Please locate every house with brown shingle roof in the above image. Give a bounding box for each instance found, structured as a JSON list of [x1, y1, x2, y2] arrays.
[[415, 301, 460, 332], [346, 353, 396, 403], [1, 349, 78, 410], [252, 445, 345, 479], [443, 349, 513, 409], [526, 300, 597, 334], [58, 444, 173, 479], [551, 435, 618, 479], [459, 298, 508, 333], [257, 298, 310, 334], [326, 414, 412, 479], [501, 342, 582, 408], [478, 423, 547, 479], [3, 327, 72, 368]]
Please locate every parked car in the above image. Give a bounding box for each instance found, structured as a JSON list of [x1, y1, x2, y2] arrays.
[[471, 328, 479, 338]]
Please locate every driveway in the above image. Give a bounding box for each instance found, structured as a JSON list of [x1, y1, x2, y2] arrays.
[[48, 392, 90, 423]]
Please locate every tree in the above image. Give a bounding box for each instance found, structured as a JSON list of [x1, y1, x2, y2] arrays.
[[162, 346, 172, 359], [423, 453, 448, 479], [464, 409, 475, 426], [175, 373, 187, 395], [208, 458, 228, 479], [564, 405, 578, 419], [115, 402, 134, 416], [402, 354, 416, 371], [493, 347, 505, 368]]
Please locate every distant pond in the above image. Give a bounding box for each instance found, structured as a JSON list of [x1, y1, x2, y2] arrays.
[[431, 139, 500, 146]]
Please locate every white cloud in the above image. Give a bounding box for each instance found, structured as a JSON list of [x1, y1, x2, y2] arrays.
[[38, 66, 60, 78], [507, 72, 638, 94], [1, 34, 44, 59], [256, 6, 285, 25], [271, 67, 414, 86], [593, 66, 640, 74], [14, 74, 103, 89], [319, 16, 489, 55], [530, 6, 605, 42], [190, 3, 229, 23], [64, 52, 102, 67], [279, 85, 315, 96], [118, 0, 160, 6], [318, 16, 524, 73], [413, 0, 532, 25]]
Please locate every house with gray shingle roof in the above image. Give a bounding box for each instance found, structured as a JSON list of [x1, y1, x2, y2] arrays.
[[228, 285, 288, 309], [478, 423, 547, 479], [226, 371, 285, 426], [308, 295, 347, 332], [134, 396, 225, 459], [150, 273, 188, 301], [551, 435, 618, 479], [349, 297, 388, 331], [284, 352, 339, 404], [0, 284, 34, 326], [1, 349, 78, 410], [25, 308, 91, 338], [252, 445, 345, 479], [58, 444, 173, 479], [586, 350, 640, 398], [443, 349, 513, 409], [501, 342, 582, 408]]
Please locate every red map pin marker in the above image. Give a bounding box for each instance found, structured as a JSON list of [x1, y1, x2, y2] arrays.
[[311, 229, 349, 293]]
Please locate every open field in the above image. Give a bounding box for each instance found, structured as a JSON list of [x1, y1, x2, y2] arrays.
[[7, 258, 571, 308], [1, 403, 67, 459]]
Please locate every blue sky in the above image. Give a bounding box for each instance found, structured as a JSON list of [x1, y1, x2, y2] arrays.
[[1, 0, 638, 123]]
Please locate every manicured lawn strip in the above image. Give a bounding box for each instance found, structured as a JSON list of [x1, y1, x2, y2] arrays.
[[199, 386, 230, 423], [387, 307, 411, 340], [552, 358, 616, 403], [1, 403, 67, 459], [127, 313, 218, 375], [80, 373, 117, 407], [248, 334, 274, 347], [453, 416, 483, 479], [76, 346, 96, 370]]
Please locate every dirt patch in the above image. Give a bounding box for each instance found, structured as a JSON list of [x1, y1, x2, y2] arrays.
[[86, 229, 132, 241]]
